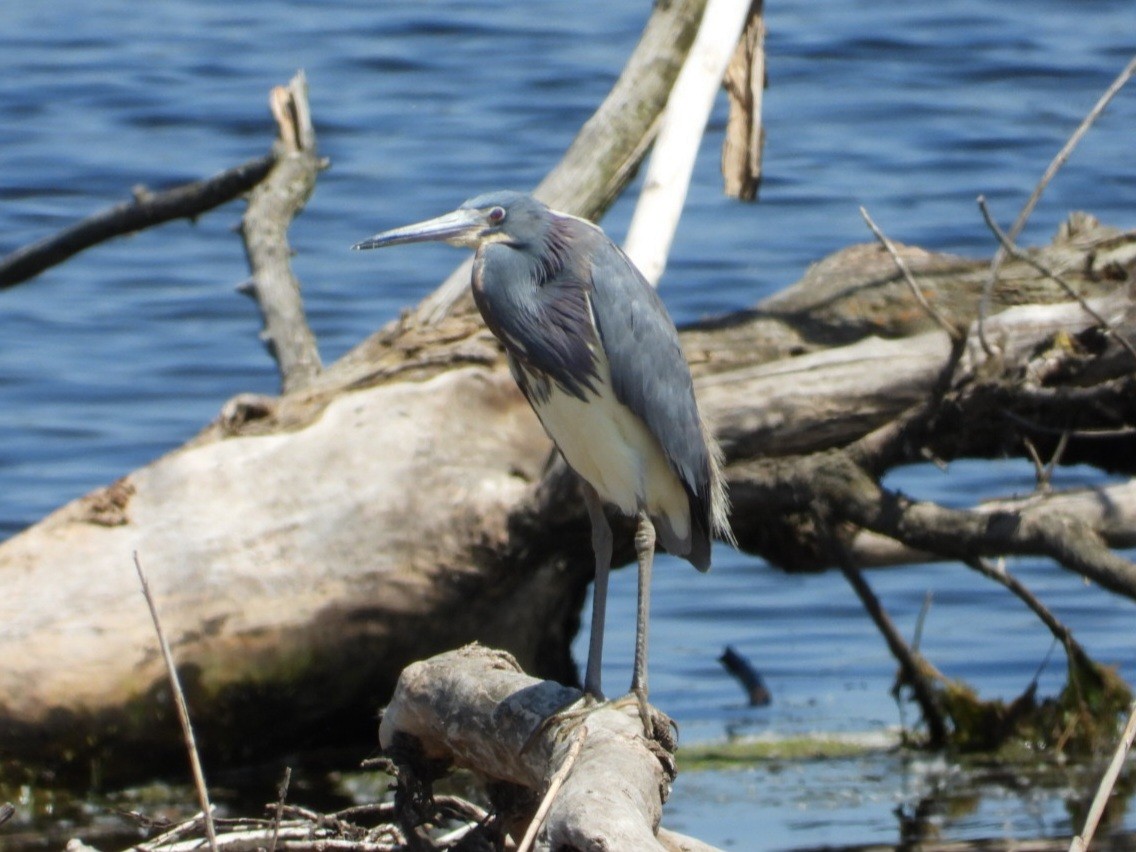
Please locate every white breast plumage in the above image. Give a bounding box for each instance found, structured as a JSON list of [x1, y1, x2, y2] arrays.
[[515, 348, 692, 549]]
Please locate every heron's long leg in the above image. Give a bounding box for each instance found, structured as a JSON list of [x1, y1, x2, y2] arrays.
[[631, 510, 655, 698], [581, 482, 612, 700]]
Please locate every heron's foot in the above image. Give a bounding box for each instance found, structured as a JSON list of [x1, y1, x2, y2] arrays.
[[608, 690, 678, 753]]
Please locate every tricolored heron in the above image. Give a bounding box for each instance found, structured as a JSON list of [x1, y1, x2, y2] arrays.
[[354, 191, 730, 711]]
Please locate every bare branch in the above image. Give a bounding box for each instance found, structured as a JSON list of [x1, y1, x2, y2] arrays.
[[836, 556, 949, 747], [859, 205, 962, 340], [134, 552, 218, 852], [268, 767, 292, 852], [516, 727, 586, 852], [966, 557, 1095, 674], [239, 71, 324, 393], [978, 195, 1136, 364], [732, 453, 1136, 599], [721, 0, 766, 201], [977, 54, 1136, 354], [0, 155, 275, 289]]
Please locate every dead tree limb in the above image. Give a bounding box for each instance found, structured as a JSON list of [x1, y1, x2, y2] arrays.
[[0, 154, 275, 289], [378, 644, 710, 852], [623, 0, 754, 283], [731, 451, 1136, 598], [721, 0, 766, 201], [407, 0, 711, 327], [238, 71, 324, 393], [849, 479, 1136, 568], [835, 557, 949, 748]]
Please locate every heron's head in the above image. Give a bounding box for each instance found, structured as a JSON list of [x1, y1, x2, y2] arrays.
[[353, 191, 551, 252]]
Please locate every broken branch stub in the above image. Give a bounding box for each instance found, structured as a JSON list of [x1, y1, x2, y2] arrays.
[[379, 645, 684, 851]]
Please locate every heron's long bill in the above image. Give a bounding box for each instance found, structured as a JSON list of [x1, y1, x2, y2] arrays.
[[352, 207, 483, 250]]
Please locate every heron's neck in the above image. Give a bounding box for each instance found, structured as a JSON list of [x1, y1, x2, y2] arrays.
[[531, 215, 573, 285]]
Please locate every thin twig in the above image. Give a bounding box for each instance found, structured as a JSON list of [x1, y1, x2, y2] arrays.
[[330, 803, 398, 822], [268, 767, 292, 852], [859, 205, 962, 340], [1022, 429, 1071, 493], [1001, 409, 1136, 440], [131, 812, 204, 850], [978, 55, 1136, 355], [432, 822, 477, 847], [978, 196, 1136, 365], [133, 552, 219, 852], [965, 557, 1094, 676], [911, 592, 932, 654], [516, 727, 588, 852], [1036, 428, 1073, 492], [1069, 701, 1136, 852], [837, 558, 949, 748]]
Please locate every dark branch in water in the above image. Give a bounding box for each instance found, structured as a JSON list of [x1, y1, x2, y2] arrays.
[[0, 154, 275, 289]]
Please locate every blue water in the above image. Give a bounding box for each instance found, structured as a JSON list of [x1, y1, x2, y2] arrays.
[[2, 1, 1135, 848]]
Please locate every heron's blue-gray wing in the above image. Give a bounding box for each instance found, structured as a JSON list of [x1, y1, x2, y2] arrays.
[[471, 241, 600, 404], [584, 233, 714, 570]]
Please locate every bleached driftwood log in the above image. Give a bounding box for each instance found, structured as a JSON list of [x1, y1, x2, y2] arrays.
[[378, 644, 719, 852], [0, 0, 714, 780], [1, 209, 1134, 779], [1, 0, 1135, 784]]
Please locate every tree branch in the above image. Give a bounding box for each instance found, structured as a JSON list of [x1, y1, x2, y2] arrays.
[[0, 155, 275, 289], [378, 645, 701, 851], [238, 71, 324, 393], [721, 0, 766, 201], [623, 0, 754, 284], [732, 452, 1136, 600]]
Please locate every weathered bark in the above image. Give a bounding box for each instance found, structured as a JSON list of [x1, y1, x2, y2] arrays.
[[720, 0, 765, 201], [238, 71, 324, 393], [379, 645, 694, 851]]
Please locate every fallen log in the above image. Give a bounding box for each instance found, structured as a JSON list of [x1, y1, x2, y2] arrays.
[[378, 644, 714, 852], [0, 0, 716, 782], [1, 214, 1134, 779]]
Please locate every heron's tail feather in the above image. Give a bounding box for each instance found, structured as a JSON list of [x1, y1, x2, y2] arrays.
[[703, 411, 735, 548]]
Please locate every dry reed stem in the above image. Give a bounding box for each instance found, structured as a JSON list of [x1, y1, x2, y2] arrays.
[[133, 552, 218, 852], [978, 55, 1136, 354], [516, 726, 588, 852], [1069, 701, 1136, 852]]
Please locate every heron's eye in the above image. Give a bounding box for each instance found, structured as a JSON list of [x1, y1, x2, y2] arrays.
[[487, 206, 506, 225]]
